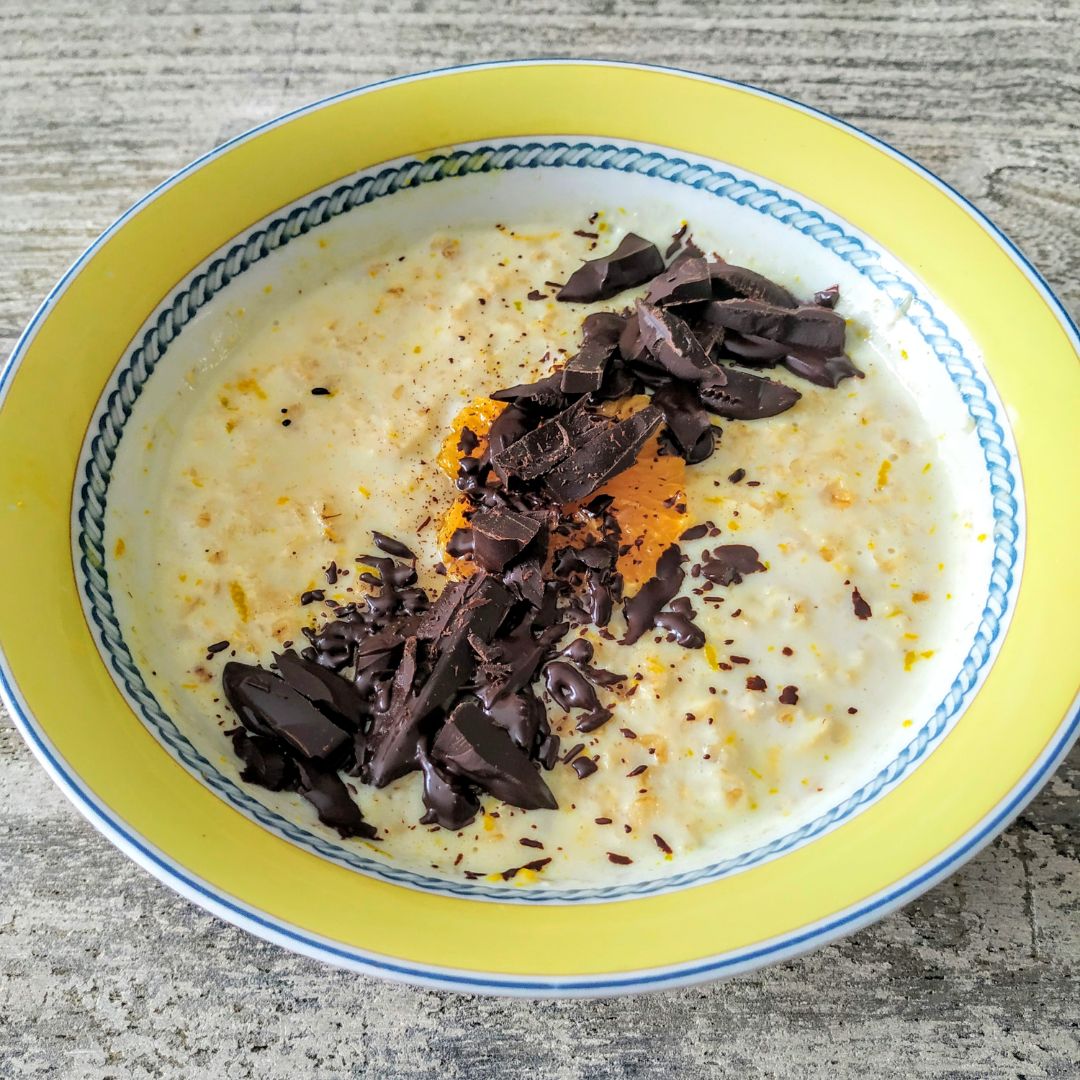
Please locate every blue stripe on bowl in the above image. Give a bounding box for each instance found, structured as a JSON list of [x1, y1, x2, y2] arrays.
[[75, 139, 1021, 904]]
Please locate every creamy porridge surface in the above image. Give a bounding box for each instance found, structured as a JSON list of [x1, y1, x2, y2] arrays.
[[109, 215, 983, 886]]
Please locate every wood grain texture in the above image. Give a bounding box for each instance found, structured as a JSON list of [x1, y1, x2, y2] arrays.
[[0, 2, 1077, 1076]]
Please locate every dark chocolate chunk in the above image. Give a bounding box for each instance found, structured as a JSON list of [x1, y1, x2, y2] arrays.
[[618, 313, 651, 366], [222, 661, 349, 761], [720, 331, 788, 364], [665, 223, 689, 259], [295, 759, 377, 839], [407, 575, 513, 725], [470, 508, 543, 572], [783, 346, 863, 388], [572, 757, 598, 779], [557, 233, 664, 303], [607, 852, 633, 865], [560, 311, 625, 394], [503, 555, 546, 608], [432, 702, 557, 811], [728, 468, 746, 484], [652, 382, 717, 464], [700, 545, 766, 587], [364, 638, 422, 787], [814, 284, 840, 309], [709, 261, 797, 308], [206, 640, 230, 655], [644, 256, 712, 307], [417, 740, 480, 830], [699, 368, 801, 421], [680, 524, 709, 541], [483, 686, 546, 752], [491, 397, 599, 483], [701, 299, 846, 353], [273, 649, 367, 730], [653, 833, 673, 855], [746, 675, 767, 691], [372, 531, 415, 560], [779, 685, 799, 705], [544, 405, 663, 502], [230, 728, 294, 791], [622, 544, 685, 645], [636, 302, 724, 384], [487, 403, 531, 465], [300, 589, 325, 606], [852, 587, 873, 620]]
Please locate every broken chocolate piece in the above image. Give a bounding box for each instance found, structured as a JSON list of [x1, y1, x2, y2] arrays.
[[483, 685, 546, 751], [701, 299, 846, 353], [654, 609, 705, 648], [636, 302, 724, 383], [433, 702, 557, 811], [813, 284, 840, 309], [470, 508, 543, 573], [720, 331, 788, 364], [644, 256, 712, 307], [557, 233, 664, 303], [490, 372, 567, 412], [700, 545, 766, 586], [222, 661, 349, 761], [622, 544, 685, 645], [295, 759, 377, 839], [544, 405, 663, 502], [230, 728, 294, 791], [491, 397, 600, 483], [783, 346, 863, 388], [709, 261, 797, 308], [407, 575, 514, 726], [273, 649, 367, 730], [652, 381, 717, 464], [560, 311, 625, 394], [699, 368, 801, 421]]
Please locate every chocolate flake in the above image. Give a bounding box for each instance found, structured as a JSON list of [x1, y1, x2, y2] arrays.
[[607, 852, 633, 865], [653, 833, 673, 855], [779, 685, 799, 705], [852, 587, 873, 620]]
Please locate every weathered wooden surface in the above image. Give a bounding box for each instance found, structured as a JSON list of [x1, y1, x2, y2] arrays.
[[0, 1, 1077, 1076]]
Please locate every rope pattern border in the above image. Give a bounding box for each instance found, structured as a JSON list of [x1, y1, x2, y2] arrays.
[[76, 141, 1019, 903]]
